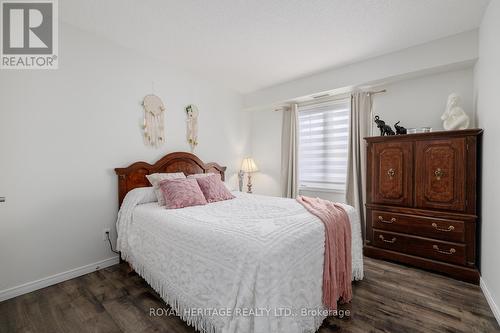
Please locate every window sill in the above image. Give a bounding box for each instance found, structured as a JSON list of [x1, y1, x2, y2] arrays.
[[299, 187, 346, 194]]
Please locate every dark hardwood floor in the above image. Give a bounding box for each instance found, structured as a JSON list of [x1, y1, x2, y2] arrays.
[[1, 258, 498, 333]]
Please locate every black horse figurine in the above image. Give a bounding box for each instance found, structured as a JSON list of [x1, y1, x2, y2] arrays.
[[374, 116, 395, 136]]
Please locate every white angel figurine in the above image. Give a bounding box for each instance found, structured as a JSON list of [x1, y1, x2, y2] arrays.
[[441, 93, 470, 130], [185, 104, 199, 151]]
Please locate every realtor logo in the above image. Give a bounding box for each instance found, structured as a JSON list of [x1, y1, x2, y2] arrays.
[[1, 0, 58, 69]]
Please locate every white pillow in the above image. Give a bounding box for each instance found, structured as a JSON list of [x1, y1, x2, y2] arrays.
[[127, 187, 157, 205], [146, 172, 186, 206], [186, 173, 217, 179]]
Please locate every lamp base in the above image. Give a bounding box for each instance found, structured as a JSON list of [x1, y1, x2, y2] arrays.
[[246, 174, 253, 194]]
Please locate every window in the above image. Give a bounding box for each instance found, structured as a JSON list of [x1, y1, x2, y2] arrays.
[[298, 98, 350, 192]]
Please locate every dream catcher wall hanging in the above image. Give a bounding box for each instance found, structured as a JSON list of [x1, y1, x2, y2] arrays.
[[142, 94, 165, 148], [185, 104, 199, 152]]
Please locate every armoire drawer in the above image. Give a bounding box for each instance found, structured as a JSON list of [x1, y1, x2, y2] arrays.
[[372, 230, 466, 266], [371, 210, 465, 243], [372, 230, 406, 252]]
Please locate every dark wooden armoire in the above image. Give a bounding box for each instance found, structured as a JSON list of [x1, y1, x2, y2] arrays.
[[364, 129, 482, 283]]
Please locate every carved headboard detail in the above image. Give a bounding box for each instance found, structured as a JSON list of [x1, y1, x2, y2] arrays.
[[114, 152, 226, 205]]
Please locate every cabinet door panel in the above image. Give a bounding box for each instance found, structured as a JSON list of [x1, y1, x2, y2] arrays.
[[416, 138, 466, 211], [371, 142, 413, 206]]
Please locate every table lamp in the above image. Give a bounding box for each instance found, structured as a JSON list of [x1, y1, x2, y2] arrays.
[[240, 157, 259, 193]]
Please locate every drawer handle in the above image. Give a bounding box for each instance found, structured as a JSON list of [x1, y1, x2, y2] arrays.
[[431, 222, 455, 232], [434, 168, 444, 180], [432, 245, 456, 255], [379, 235, 397, 243], [378, 216, 396, 224], [387, 168, 396, 178]]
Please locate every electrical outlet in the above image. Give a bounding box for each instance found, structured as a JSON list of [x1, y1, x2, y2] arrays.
[[103, 228, 110, 241]]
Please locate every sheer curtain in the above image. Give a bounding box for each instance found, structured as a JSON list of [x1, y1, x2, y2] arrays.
[[346, 92, 372, 239], [281, 104, 299, 198]]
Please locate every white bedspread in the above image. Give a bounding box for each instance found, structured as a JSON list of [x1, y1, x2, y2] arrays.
[[116, 189, 363, 333]]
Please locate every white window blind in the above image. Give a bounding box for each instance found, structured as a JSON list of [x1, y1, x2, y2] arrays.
[[298, 98, 350, 191]]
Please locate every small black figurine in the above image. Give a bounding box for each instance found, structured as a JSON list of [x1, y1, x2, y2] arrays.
[[374, 116, 395, 136], [394, 121, 407, 135]]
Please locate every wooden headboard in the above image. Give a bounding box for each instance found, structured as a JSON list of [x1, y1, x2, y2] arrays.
[[114, 152, 226, 205]]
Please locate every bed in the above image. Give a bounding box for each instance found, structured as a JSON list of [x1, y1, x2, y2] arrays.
[[115, 152, 363, 333]]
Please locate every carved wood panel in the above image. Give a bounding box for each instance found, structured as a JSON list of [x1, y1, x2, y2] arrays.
[[115, 152, 226, 206], [162, 160, 204, 175], [415, 138, 466, 211], [371, 142, 413, 206]]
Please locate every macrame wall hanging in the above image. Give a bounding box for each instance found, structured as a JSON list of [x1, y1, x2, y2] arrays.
[[142, 94, 165, 148], [185, 104, 199, 152]]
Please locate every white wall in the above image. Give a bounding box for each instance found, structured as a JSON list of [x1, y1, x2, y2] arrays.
[[244, 30, 478, 110], [475, 0, 500, 322], [371, 68, 474, 134], [248, 68, 474, 201], [0, 24, 250, 293]]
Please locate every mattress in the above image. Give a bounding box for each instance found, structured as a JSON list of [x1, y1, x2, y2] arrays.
[[117, 190, 363, 333]]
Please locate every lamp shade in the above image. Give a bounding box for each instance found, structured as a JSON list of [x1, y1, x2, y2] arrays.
[[241, 157, 259, 173]]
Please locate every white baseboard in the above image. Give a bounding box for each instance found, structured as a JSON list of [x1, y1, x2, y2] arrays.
[[0, 256, 120, 302], [480, 277, 500, 325]]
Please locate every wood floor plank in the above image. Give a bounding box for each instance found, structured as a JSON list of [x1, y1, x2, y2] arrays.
[[0, 258, 498, 333]]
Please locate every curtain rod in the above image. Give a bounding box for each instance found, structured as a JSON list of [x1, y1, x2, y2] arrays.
[[274, 93, 350, 111], [273, 89, 386, 111], [367, 89, 386, 96]]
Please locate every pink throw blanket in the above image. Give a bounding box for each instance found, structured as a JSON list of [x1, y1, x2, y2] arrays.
[[296, 195, 352, 310]]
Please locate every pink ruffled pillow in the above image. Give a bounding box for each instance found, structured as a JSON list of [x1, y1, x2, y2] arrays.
[[158, 178, 207, 209], [196, 174, 235, 203]]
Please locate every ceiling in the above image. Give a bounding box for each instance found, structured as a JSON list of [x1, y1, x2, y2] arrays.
[[61, 0, 490, 93]]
